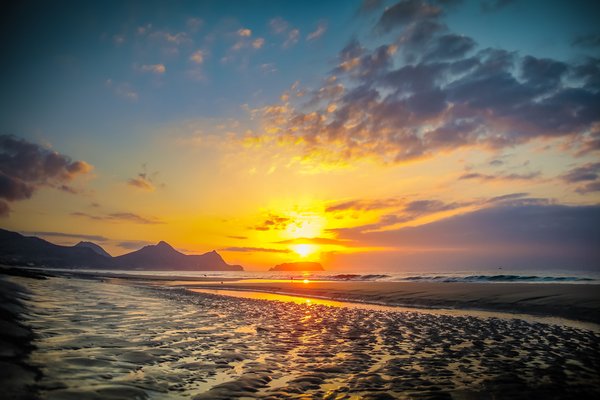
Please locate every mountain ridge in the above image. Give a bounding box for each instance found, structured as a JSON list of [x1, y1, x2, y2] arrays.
[[0, 228, 243, 271]]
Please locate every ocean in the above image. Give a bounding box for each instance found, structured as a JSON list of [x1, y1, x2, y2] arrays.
[[51, 267, 600, 283]]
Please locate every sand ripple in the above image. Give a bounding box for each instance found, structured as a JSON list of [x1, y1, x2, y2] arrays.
[[12, 276, 600, 399]]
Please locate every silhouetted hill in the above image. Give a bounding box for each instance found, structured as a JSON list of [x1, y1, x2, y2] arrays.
[[0, 229, 243, 271], [0, 229, 115, 268], [114, 241, 243, 271], [269, 262, 324, 271], [74, 241, 111, 257]]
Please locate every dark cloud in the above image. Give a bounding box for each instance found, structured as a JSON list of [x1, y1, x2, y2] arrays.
[[0, 134, 92, 207], [0, 171, 34, 201], [23, 231, 109, 242], [221, 246, 290, 253], [561, 162, 600, 194], [332, 203, 600, 268], [71, 211, 164, 224], [521, 56, 568, 91], [576, 181, 600, 194], [424, 34, 476, 61], [572, 33, 600, 48], [376, 0, 443, 33], [561, 162, 600, 183]]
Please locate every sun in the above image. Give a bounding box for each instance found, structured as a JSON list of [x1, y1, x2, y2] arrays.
[[292, 244, 317, 257]]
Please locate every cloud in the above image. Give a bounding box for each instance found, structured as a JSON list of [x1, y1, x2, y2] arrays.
[[227, 235, 248, 240], [269, 17, 289, 35], [458, 171, 541, 181], [137, 64, 166, 74], [105, 79, 138, 101], [127, 176, 154, 190], [329, 197, 472, 235], [0, 135, 92, 209], [23, 231, 109, 242], [560, 162, 600, 183], [331, 202, 600, 268], [576, 181, 600, 194], [269, 17, 300, 48], [480, 0, 516, 13], [326, 198, 404, 212], [221, 246, 290, 253], [187, 17, 203, 32], [113, 34, 125, 46], [359, 0, 384, 14], [486, 192, 529, 203], [572, 34, 600, 48], [307, 21, 327, 41], [238, 28, 252, 37], [253, 1, 600, 166], [126, 164, 163, 191], [253, 214, 292, 231], [376, 0, 443, 33], [560, 162, 600, 194], [252, 38, 265, 49], [117, 240, 155, 250], [276, 237, 355, 246], [284, 29, 300, 48], [0, 200, 9, 217], [71, 211, 164, 224]]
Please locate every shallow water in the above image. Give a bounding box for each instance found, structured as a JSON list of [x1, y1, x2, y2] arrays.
[[16, 276, 600, 399], [190, 288, 600, 332]]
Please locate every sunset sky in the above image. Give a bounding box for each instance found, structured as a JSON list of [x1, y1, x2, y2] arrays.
[[1, 0, 599, 271]]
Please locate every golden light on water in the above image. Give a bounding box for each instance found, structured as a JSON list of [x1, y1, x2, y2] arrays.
[[303, 279, 310, 284]]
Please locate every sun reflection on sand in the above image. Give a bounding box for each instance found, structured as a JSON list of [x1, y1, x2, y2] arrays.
[[190, 288, 345, 308]]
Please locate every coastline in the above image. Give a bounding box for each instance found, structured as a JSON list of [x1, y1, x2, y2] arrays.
[[12, 266, 600, 324], [160, 279, 600, 325]]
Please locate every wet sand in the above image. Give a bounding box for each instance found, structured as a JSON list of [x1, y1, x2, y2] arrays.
[[162, 280, 600, 325], [1, 272, 599, 399]]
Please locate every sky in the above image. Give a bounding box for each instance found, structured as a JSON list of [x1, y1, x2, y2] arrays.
[[1, 0, 599, 271]]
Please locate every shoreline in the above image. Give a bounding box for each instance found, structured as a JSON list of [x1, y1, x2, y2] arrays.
[[9, 266, 600, 325], [159, 279, 600, 326], [5, 265, 600, 325]]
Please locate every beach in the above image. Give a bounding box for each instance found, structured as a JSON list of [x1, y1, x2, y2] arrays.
[[1, 268, 599, 399], [161, 279, 600, 325]]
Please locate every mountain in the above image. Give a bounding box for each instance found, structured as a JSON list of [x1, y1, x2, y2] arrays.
[[114, 241, 243, 271], [0, 229, 243, 271], [269, 262, 324, 271], [74, 241, 111, 257], [0, 229, 115, 268]]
